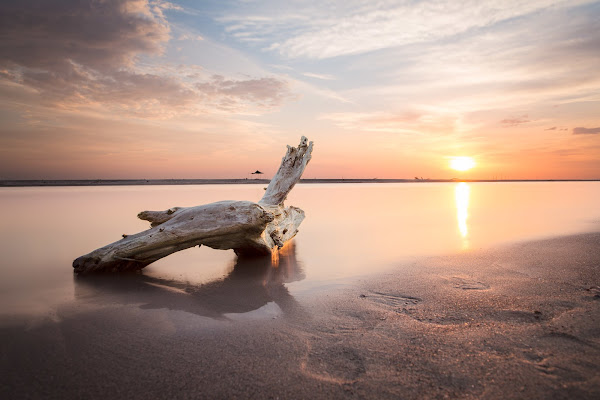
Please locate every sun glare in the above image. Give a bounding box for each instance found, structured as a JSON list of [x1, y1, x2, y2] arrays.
[[450, 157, 475, 172]]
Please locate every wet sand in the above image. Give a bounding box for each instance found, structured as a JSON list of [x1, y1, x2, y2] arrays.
[[1, 233, 599, 399]]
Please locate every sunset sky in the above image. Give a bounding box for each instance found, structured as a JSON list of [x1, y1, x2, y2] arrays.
[[1, 0, 599, 180]]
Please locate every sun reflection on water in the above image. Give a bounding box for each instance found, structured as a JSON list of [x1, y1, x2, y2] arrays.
[[455, 182, 470, 248]]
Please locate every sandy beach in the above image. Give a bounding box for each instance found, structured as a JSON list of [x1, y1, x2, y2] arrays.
[[1, 231, 599, 399]]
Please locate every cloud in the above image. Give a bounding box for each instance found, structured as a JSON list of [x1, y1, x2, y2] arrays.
[[323, 0, 600, 122], [500, 115, 530, 127], [573, 127, 600, 134], [0, 0, 180, 111], [0, 0, 170, 72], [545, 127, 557, 130], [177, 33, 204, 41], [302, 72, 335, 80], [196, 75, 293, 110], [320, 110, 463, 135], [220, 0, 595, 59], [0, 0, 295, 116]]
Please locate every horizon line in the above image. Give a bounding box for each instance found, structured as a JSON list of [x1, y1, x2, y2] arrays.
[[1, 178, 599, 187]]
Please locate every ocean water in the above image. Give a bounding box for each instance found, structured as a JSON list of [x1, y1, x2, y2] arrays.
[[0, 182, 599, 317]]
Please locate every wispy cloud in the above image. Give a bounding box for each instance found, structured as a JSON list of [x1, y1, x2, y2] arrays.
[[500, 115, 530, 127], [573, 126, 600, 134], [220, 0, 595, 59], [335, 1, 600, 115], [177, 33, 204, 41], [196, 75, 294, 111], [320, 110, 465, 135], [302, 72, 335, 80]]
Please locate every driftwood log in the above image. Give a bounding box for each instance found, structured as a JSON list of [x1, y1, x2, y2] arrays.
[[73, 137, 313, 274]]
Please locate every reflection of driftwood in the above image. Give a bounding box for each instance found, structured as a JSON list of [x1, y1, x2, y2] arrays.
[[73, 137, 313, 274], [75, 242, 305, 319]]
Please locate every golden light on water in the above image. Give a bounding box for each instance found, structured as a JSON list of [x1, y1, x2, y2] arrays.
[[450, 156, 476, 171], [455, 182, 470, 247]]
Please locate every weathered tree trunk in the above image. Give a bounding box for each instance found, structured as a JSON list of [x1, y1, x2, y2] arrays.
[[73, 137, 313, 274]]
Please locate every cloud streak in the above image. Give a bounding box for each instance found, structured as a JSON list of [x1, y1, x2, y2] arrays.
[[500, 115, 530, 127], [573, 127, 600, 134], [320, 110, 464, 136], [302, 72, 335, 80], [196, 75, 293, 111], [221, 0, 595, 59]]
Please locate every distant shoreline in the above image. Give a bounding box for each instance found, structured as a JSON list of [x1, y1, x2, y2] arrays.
[[1, 178, 599, 187]]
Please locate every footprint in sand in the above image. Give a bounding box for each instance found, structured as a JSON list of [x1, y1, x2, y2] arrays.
[[522, 349, 546, 363], [451, 277, 490, 290], [522, 350, 557, 375], [367, 291, 422, 309], [585, 285, 600, 300], [301, 342, 366, 384]]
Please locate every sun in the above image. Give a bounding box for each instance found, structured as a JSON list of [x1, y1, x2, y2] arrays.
[[450, 156, 475, 171]]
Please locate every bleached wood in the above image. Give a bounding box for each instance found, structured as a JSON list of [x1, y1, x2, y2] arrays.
[[73, 137, 313, 274], [260, 136, 313, 206]]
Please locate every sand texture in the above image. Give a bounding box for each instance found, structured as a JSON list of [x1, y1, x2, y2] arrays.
[[1, 233, 599, 399]]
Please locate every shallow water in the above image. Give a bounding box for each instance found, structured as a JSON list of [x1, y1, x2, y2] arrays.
[[0, 182, 599, 317]]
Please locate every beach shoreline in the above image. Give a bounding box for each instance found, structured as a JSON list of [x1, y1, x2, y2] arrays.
[[1, 232, 599, 399], [1, 178, 599, 187]]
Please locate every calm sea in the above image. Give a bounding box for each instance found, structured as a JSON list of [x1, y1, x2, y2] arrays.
[[1, 182, 599, 317]]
